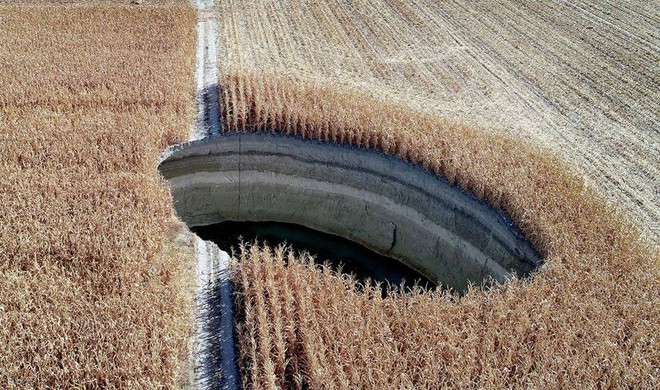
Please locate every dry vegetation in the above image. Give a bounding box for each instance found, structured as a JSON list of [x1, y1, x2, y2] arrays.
[[216, 0, 660, 387], [225, 73, 659, 388], [0, 3, 197, 387], [1, 0, 657, 388], [217, 0, 659, 242], [234, 241, 658, 389]]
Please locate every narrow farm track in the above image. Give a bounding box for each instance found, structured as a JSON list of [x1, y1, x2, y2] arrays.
[[216, 0, 660, 242], [190, 0, 239, 388]]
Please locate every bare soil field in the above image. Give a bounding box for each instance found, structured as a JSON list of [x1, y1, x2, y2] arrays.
[[0, 3, 197, 387], [217, 0, 659, 242], [215, 0, 660, 388]]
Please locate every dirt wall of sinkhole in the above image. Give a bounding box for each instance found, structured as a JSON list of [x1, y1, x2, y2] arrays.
[[159, 132, 542, 291]]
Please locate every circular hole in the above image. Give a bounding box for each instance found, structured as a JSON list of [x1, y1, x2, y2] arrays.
[[160, 132, 543, 293]]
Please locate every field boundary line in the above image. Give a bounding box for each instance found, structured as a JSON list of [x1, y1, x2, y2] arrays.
[[191, 0, 238, 389]]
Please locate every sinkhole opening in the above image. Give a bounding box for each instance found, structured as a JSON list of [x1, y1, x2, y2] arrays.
[[159, 132, 543, 294], [193, 221, 436, 294]]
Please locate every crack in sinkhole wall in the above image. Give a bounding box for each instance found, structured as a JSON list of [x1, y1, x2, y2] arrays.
[[159, 132, 543, 292]]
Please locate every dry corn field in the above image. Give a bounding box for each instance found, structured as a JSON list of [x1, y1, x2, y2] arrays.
[[225, 76, 660, 387], [217, 0, 660, 388], [1, 0, 659, 389], [0, 3, 197, 387]]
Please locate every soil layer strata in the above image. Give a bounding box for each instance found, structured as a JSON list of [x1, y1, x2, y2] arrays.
[[160, 132, 542, 291]]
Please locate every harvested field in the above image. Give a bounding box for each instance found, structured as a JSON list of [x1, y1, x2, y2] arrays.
[[0, 3, 197, 387], [216, 0, 659, 242], [215, 0, 660, 388]]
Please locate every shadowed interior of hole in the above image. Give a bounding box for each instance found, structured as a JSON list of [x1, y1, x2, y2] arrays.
[[193, 221, 436, 294]]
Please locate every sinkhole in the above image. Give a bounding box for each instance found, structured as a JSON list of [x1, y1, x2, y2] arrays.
[[159, 132, 543, 293], [193, 221, 435, 292]]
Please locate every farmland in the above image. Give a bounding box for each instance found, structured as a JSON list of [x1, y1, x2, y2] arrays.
[[223, 77, 660, 387], [1, 0, 658, 388], [0, 3, 197, 387], [216, 0, 660, 388], [217, 0, 659, 242]]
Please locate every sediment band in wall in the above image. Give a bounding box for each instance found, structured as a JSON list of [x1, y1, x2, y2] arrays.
[[159, 132, 542, 291]]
